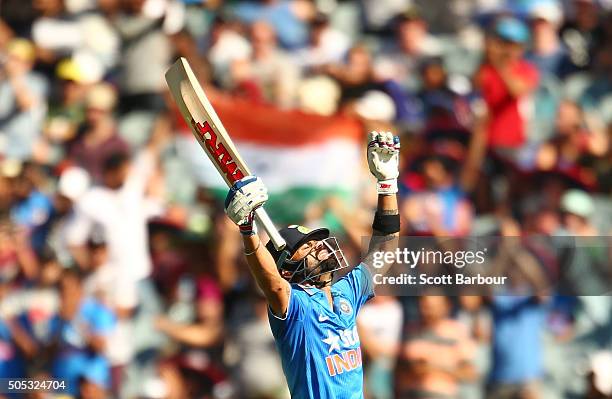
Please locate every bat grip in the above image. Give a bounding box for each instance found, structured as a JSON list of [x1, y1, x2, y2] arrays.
[[254, 207, 286, 250]]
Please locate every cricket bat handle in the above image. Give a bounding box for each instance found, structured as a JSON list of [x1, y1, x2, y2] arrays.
[[254, 207, 286, 250]]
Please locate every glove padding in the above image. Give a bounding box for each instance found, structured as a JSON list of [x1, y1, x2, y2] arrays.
[[225, 176, 268, 235], [367, 131, 400, 194]]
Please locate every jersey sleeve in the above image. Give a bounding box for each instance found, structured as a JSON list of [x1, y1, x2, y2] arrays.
[[334, 263, 375, 312], [268, 287, 308, 339]]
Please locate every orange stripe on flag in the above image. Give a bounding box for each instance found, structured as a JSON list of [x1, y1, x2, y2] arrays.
[[211, 96, 363, 147]]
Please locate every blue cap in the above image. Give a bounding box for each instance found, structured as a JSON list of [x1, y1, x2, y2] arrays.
[[495, 17, 530, 43]]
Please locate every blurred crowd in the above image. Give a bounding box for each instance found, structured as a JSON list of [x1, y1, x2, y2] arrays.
[[0, 0, 611, 398]]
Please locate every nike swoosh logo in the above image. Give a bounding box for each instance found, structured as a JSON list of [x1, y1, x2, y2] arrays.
[[318, 315, 330, 322]]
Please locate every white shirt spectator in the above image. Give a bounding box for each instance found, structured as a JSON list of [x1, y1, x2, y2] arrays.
[[84, 261, 138, 366], [32, 14, 120, 69], [0, 72, 48, 160], [84, 261, 139, 310], [294, 27, 351, 68], [66, 151, 163, 282], [358, 297, 403, 349]]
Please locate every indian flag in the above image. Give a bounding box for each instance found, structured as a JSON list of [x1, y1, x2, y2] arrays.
[[184, 96, 365, 223]]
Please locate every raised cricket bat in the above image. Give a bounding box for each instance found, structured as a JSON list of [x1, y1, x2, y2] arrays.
[[165, 57, 286, 250]]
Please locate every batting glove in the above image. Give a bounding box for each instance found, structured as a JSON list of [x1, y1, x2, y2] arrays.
[[225, 176, 268, 235], [367, 131, 400, 195]]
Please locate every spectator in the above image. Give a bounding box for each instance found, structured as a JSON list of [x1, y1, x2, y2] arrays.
[[475, 17, 539, 151], [525, 1, 570, 78], [47, 269, 116, 396], [395, 295, 478, 399], [232, 0, 315, 49], [67, 82, 129, 183], [18, 252, 61, 346], [37, 57, 93, 165], [248, 21, 301, 108], [8, 162, 53, 233], [535, 100, 608, 173], [149, 220, 189, 304], [205, 19, 252, 85], [556, 190, 611, 296], [226, 58, 267, 103], [82, 237, 137, 395], [31, 0, 119, 71], [229, 293, 289, 399], [0, 38, 48, 160], [486, 223, 550, 399], [326, 45, 383, 106], [0, 315, 27, 380], [155, 276, 227, 397], [374, 9, 443, 90], [558, 188, 597, 236], [0, 217, 37, 283], [29, 166, 91, 260], [571, 44, 612, 120], [457, 296, 491, 399], [295, 13, 351, 69], [31, 0, 76, 60], [0, 279, 37, 380], [402, 155, 473, 236], [66, 129, 167, 289], [78, 355, 111, 399], [113, 0, 173, 113], [358, 295, 403, 399], [155, 276, 224, 348], [417, 57, 468, 124], [360, 0, 412, 35], [559, 0, 603, 73], [487, 296, 547, 399]]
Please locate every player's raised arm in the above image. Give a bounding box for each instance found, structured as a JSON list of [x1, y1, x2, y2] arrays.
[[224, 176, 290, 317], [365, 131, 401, 269]]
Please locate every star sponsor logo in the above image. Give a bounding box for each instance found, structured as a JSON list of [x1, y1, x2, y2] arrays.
[[322, 330, 341, 353], [321, 326, 363, 376], [321, 326, 359, 354]]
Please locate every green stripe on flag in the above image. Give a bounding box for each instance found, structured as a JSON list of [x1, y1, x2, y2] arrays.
[[210, 187, 355, 229]]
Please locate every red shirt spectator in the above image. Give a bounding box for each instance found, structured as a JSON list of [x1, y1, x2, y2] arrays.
[[478, 60, 538, 148], [476, 17, 539, 149]]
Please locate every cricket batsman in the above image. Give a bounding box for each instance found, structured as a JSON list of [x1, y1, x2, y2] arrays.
[[224, 131, 400, 398]]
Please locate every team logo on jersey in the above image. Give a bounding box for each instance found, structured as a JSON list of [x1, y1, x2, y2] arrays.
[[338, 299, 352, 315], [288, 225, 311, 234]]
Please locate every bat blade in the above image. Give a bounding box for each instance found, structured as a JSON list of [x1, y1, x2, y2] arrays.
[[166, 58, 249, 186], [179, 79, 248, 185], [165, 58, 286, 250]]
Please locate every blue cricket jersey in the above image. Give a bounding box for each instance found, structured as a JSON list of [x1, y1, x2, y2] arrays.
[[268, 263, 374, 399]]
